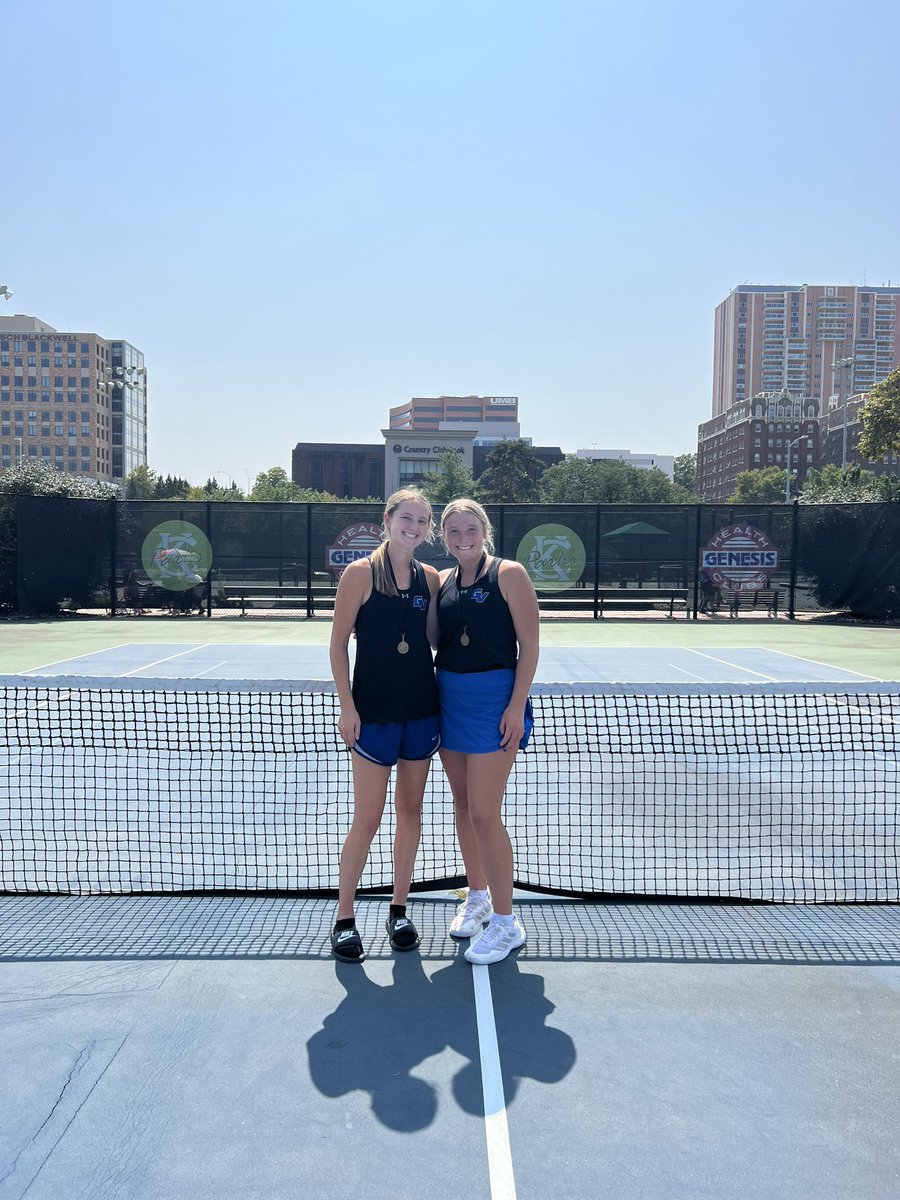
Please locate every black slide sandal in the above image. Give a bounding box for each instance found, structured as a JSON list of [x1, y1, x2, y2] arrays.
[[331, 926, 366, 962], [385, 914, 420, 951]]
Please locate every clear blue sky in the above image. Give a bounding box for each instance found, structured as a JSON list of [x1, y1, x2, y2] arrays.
[[4, 0, 899, 486]]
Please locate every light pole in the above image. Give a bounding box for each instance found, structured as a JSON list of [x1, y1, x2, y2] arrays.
[[14, 437, 23, 466], [831, 356, 855, 469], [785, 436, 807, 502]]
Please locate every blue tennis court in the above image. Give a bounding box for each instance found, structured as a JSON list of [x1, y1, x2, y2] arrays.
[[2, 638, 899, 1199], [18, 641, 878, 683]]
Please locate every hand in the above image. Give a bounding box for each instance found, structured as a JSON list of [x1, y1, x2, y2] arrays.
[[498, 703, 525, 752], [337, 706, 361, 749]]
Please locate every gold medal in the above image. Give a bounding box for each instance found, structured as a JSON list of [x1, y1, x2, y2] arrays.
[[397, 635, 409, 655], [460, 627, 470, 647]]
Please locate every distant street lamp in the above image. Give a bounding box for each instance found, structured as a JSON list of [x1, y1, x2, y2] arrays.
[[785, 436, 808, 502], [831, 356, 856, 469], [14, 437, 23, 465]]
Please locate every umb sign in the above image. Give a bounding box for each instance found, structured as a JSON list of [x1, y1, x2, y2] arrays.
[[701, 524, 780, 592], [327, 522, 382, 573]]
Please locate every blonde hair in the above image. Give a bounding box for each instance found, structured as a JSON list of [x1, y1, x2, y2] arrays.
[[440, 497, 495, 554], [369, 488, 435, 596]]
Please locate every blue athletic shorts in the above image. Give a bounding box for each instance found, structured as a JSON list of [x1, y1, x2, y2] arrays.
[[353, 713, 441, 767], [436, 667, 534, 755]]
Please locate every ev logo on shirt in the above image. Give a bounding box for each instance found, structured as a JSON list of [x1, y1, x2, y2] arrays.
[[470, 589, 489, 603]]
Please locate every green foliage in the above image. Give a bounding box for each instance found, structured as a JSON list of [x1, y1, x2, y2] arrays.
[[858, 368, 900, 461], [0, 462, 115, 609], [419, 450, 478, 505], [474, 440, 543, 503], [154, 473, 191, 499], [187, 478, 248, 502], [540, 456, 692, 504], [799, 502, 900, 617], [673, 452, 697, 492], [0, 460, 117, 500], [249, 466, 338, 503], [798, 464, 900, 503], [727, 466, 787, 504]]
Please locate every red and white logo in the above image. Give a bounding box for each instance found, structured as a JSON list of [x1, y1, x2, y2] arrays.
[[326, 522, 383, 574], [700, 524, 780, 592]]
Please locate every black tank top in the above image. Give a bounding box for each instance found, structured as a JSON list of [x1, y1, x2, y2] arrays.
[[435, 557, 518, 674], [351, 560, 439, 723]]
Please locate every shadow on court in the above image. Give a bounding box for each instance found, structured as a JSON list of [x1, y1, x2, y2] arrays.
[[3, 895, 900, 967], [306, 950, 576, 1131]]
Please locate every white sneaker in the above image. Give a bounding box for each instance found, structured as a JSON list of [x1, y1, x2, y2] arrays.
[[464, 917, 526, 965], [448, 892, 493, 939]]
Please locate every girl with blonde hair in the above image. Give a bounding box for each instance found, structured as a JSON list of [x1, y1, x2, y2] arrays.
[[435, 498, 539, 964], [329, 488, 441, 961]]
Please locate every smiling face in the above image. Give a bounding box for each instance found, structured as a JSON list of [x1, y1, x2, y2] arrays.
[[384, 499, 432, 551], [442, 509, 487, 564]]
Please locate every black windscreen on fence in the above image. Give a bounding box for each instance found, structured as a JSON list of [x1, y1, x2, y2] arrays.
[[9, 496, 900, 619]]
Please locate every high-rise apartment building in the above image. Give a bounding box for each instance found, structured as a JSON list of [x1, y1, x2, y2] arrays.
[[0, 315, 146, 485], [698, 284, 900, 500], [712, 283, 900, 416]]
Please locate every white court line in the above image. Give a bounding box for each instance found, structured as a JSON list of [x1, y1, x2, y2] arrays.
[[681, 647, 779, 682], [122, 646, 210, 677], [667, 663, 708, 681], [470, 953, 518, 1200], [19, 643, 134, 675], [189, 661, 228, 679], [751, 646, 880, 682]]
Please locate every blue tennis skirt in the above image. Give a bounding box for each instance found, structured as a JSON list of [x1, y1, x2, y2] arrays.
[[436, 667, 534, 755]]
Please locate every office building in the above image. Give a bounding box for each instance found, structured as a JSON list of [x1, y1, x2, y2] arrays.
[[576, 448, 675, 481], [389, 395, 520, 440], [0, 314, 146, 485]]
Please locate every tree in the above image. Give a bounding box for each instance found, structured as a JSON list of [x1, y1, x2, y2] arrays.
[[187, 477, 247, 502], [540, 456, 693, 504], [124, 464, 159, 499], [154, 473, 191, 499], [249, 466, 337, 503], [727, 467, 787, 504], [419, 450, 477, 505], [673, 452, 697, 493], [858, 367, 900, 461], [475, 440, 543, 503], [0, 461, 116, 608]]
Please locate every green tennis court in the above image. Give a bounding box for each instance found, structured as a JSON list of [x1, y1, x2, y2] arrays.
[[1, 616, 898, 1199]]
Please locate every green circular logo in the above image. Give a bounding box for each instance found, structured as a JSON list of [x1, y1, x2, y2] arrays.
[[142, 521, 213, 591], [516, 524, 586, 591]]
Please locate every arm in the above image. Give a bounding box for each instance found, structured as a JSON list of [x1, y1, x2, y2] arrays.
[[423, 564, 441, 650], [498, 560, 540, 750], [328, 559, 371, 747]]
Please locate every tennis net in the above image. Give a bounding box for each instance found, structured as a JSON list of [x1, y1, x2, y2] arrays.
[[1, 678, 897, 902]]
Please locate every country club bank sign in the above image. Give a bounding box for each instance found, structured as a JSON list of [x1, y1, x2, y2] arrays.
[[701, 524, 780, 591]]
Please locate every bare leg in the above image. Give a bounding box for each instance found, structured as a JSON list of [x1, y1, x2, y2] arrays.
[[337, 754, 391, 919], [440, 747, 488, 891], [464, 749, 517, 914], [391, 756, 431, 905]]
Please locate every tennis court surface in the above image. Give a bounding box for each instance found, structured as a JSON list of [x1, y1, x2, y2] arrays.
[[2, 634, 899, 1199]]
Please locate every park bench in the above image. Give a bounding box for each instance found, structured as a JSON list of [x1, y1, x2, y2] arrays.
[[725, 587, 780, 618], [596, 587, 690, 618]]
